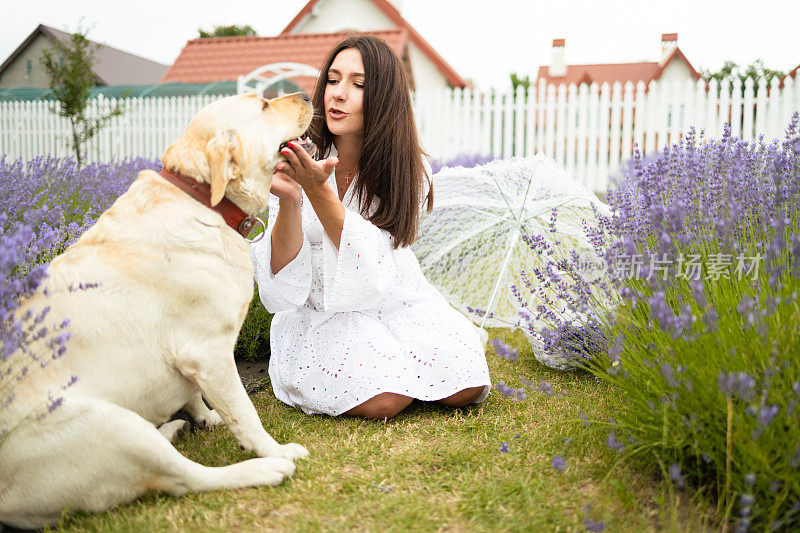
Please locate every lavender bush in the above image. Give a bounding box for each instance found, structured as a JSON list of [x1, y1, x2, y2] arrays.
[[504, 115, 800, 530], [1, 156, 159, 441]]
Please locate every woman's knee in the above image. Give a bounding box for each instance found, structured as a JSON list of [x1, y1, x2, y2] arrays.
[[438, 386, 485, 408], [345, 393, 413, 420]]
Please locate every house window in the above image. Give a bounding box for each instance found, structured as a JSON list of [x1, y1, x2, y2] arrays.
[[26, 59, 32, 79]]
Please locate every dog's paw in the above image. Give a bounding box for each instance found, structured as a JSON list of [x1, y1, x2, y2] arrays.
[[236, 457, 296, 487], [259, 457, 296, 477], [158, 419, 192, 443], [276, 443, 309, 460], [196, 409, 223, 429]]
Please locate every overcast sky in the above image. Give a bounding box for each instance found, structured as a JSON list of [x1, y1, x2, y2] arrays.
[[2, 0, 798, 90]]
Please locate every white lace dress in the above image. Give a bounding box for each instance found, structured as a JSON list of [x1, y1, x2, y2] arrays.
[[250, 161, 491, 416]]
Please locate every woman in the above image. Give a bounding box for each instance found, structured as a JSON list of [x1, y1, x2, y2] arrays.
[[251, 34, 491, 419]]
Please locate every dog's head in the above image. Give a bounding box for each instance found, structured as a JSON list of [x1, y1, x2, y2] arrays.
[[161, 92, 313, 213]]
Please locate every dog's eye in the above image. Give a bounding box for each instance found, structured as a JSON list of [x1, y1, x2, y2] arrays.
[[262, 100, 269, 111]]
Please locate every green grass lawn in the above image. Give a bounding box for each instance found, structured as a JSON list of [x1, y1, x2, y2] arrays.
[[52, 329, 713, 532]]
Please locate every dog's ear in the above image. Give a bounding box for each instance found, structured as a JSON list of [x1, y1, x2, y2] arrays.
[[205, 129, 244, 206]]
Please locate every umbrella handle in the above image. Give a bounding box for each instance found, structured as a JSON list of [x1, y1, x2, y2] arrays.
[[479, 229, 521, 329]]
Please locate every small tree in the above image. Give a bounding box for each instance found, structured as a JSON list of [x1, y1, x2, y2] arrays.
[[198, 24, 257, 38], [40, 26, 124, 167]]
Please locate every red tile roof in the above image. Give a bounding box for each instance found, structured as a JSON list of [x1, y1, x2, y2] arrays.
[[537, 46, 701, 87], [161, 29, 409, 94], [281, 0, 468, 88]]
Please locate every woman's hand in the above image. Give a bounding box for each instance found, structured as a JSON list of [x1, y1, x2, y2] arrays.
[[278, 141, 338, 195], [270, 171, 302, 204]]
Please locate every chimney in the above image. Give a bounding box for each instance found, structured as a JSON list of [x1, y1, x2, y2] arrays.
[[549, 38, 566, 77], [660, 33, 678, 65]]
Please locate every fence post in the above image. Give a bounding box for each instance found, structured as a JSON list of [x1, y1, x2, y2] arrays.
[[451, 87, 463, 159], [555, 84, 567, 168], [718, 78, 731, 136], [467, 88, 480, 156], [491, 91, 502, 158], [514, 85, 525, 157], [608, 82, 622, 180], [633, 81, 646, 151], [587, 82, 600, 190], [597, 82, 610, 191], [525, 83, 536, 156], [480, 90, 491, 157], [502, 89, 514, 158], [645, 80, 657, 154], [536, 78, 546, 155], [621, 81, 634, 165], [565, 83, 577, 174], [576, 82, 589, 186], [768, 76, 781, 139], [742, 77, 755, 142], [545, 82, 556, 159], [783, 77, 796, 130], [730, 78, 742, 138], [755, 77, 767, 139]]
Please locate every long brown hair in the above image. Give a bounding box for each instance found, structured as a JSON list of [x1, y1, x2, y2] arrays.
[[309, 34, 433, 248]]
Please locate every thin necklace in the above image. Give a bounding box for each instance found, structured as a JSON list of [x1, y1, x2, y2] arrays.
[[342, 166, 357, 183]]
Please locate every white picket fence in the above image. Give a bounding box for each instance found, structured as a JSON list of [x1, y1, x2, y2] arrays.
[[1, 77, 799, 192]]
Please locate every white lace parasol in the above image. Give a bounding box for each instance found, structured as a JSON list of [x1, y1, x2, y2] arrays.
[[412, 155, 610, 338]]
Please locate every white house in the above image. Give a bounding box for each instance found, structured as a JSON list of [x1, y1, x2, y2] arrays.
[[162, 0, 467, 94], [536, 33, 701, 89]]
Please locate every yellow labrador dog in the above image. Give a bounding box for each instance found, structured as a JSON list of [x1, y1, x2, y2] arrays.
[[0, 93, 312, 529]]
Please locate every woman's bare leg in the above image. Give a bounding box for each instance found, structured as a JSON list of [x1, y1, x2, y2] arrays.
[[436, 386, 485, 408], [344, 392, 414, 420]]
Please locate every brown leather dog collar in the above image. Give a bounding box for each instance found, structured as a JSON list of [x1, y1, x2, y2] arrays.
[[158, 169, 264, 241]]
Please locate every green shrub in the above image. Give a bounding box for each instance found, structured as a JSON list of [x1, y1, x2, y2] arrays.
[[234, 283, 273, 362]]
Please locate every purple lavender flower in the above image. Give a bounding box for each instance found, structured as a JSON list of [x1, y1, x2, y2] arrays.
[[717, 371, 757, 402], [551, 454, 567, 471], [489, 339, 518, 362], [495, 381, 526, 402], [606, 431, 623, 454], [757, 405, 779, 428], [660, 362, 679, 388], [371, 482, 393, 493], [669, 463, 685, 488], [582, 518, 605, 532]]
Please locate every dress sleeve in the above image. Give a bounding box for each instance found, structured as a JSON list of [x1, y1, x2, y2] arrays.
[[320, 207, 396, 312], [250, 193, 312, 313]]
